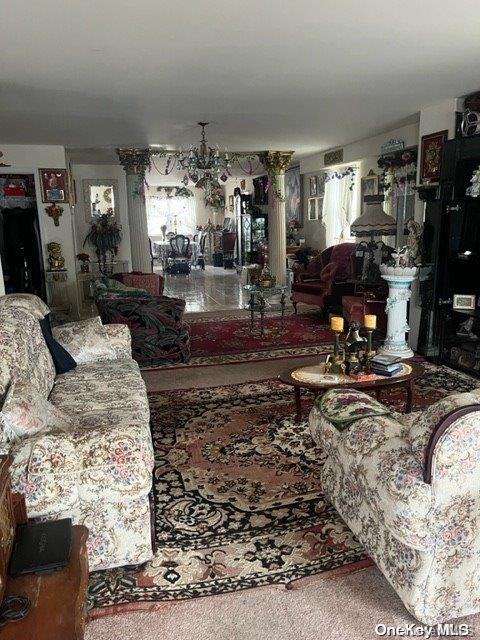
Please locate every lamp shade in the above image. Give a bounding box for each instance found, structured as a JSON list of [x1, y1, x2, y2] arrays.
[[351, 195, 397, 238]]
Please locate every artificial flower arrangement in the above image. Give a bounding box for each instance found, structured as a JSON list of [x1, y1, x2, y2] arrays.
[[84, 214, 122, 275]]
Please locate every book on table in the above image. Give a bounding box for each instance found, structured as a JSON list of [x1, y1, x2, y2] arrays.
[[371, 365, 403, 377], [370, 354, 402, 367]]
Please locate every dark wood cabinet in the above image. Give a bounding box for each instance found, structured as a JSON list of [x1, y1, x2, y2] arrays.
[[418, 134, 480, 377]]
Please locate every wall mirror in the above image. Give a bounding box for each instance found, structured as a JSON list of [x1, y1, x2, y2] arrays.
[[83, 179, 119, 222]]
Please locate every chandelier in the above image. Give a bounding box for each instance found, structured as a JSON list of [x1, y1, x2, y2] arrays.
[[151, 122, 235, 192]]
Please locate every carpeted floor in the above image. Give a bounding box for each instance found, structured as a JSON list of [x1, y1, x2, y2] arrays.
[[86, 567, 479, 640], [88, 362, 478, 619]]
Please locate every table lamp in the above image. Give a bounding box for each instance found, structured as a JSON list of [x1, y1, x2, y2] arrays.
[[350, 195, 397, 281]]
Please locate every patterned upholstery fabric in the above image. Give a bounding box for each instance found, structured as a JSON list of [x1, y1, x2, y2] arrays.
[[112, 271, 164, 296], [95, 293, 190, 367], [310, 386, 480, 624], [0, 293, 50, 319], [52, 317, 117, 364], [0, 296, 154, 571]]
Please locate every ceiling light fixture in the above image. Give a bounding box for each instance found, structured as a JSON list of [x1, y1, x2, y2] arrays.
[[151, 122, 234, 193]]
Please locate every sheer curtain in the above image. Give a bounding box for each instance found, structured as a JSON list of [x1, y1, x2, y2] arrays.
[[321, 168, 359, 246], [146, 196, 196, 238]]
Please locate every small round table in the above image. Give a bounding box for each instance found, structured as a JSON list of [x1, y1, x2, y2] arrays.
[[279, 361, 425, 422]]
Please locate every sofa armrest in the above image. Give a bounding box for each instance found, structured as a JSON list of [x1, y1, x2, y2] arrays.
[[104, 323, 132, 360], [9, 431, 79, 518]]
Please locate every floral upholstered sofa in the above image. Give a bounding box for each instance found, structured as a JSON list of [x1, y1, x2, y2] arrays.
[[0, 294, 154, 571], [310, 386, 480, 625]]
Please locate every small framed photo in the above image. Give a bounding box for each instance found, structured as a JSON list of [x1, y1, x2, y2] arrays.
[[453, 294, 476, 311], [308, 198, 317, 220], [309, 176, 318, 197], [39, 168, 69, 203]]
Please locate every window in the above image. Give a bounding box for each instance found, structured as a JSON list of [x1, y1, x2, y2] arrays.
[[146, 195, 196, 238], [321, 167, 359, 245]]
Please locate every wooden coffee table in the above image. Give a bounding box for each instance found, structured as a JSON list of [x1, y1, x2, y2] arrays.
[[279, 361, 425, 422]]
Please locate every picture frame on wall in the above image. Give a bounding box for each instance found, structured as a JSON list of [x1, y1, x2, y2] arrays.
[[316, 196, 324, 222], [360, 172, 378, 202], [309, 176, 318, 197], [39, 168, 70, 203], [308, 198, 317, 220], [420, 130, 448, 184], [285, 165, 302, 226]]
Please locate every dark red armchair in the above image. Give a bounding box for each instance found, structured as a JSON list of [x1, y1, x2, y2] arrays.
[[291, 242, 357, 315]]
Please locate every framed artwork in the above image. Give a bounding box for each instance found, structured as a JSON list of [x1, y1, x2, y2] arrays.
[[316, 196, 324, 222], [361, 173, 378, 202], [453, 294, 475, 311], [285, 165, 302, 226], [420, 130, 448, 184], [309, 176, 318, 197], [308, 198, 317, 220], [39, 168, 69, 203]]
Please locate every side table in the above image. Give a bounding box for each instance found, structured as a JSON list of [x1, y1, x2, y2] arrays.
[[243, 284, 287, 336]]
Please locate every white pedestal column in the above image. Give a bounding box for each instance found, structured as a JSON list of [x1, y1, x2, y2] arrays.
[[379, 271, 418, 359], [118, 148, 152, 273], [260, 151, 294, 287]]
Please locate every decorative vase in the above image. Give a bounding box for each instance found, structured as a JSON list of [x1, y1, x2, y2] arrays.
[[379, 264, 418, 359]]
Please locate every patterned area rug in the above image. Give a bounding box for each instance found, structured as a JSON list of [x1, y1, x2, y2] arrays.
[[87, 362, 478, 615], [189, 313, 331, 357]]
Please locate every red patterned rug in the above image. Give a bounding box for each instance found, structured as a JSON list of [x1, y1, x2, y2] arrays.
[[87, 362, 477, 616], [189, 313, 331, 357]]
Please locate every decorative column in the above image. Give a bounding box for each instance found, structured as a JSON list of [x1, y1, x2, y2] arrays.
[[117, 148, 152, 273], [259, 151, 294, 286], [379, 265, 418, 359]]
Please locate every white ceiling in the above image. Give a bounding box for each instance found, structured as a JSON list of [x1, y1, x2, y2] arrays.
[[1, 0, 480, 159]]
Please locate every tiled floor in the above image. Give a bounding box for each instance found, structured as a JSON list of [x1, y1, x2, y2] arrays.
[[158, 265, 288, 313]]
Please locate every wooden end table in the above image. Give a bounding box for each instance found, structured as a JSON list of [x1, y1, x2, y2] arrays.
[[279, 361, 425, 422]]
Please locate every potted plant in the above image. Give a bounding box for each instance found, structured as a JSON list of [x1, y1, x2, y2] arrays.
[[84, 214, 122, 276]]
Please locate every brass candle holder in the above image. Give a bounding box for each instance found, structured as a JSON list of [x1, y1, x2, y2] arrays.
[[325, 317, 346, 374]]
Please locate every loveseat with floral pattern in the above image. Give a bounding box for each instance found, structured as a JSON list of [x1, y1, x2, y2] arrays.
[[309, 386, 480, 625], [0, 294, 154, 571]]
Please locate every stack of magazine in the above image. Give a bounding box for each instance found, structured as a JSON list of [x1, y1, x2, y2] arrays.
[[370, 354, 403, 377]]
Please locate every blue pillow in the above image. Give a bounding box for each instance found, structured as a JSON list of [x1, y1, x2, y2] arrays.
[[39, 316, 77, 374]]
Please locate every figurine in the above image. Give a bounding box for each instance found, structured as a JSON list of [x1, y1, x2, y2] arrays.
[[47, 242, 65, 270], [405, 218, 423, 266], [456, 317, 478, 341], [466, 165, 480, 198], [344, 321, 367, 375]]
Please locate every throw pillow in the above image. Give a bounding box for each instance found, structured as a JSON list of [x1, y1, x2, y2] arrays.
[[52, 317, 117, 364], [0, 381, 72, 442], [317, 388, 391, 432], [39, 316, 77, 374]]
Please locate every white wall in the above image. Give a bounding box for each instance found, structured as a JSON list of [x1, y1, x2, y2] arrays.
[[0, 144, 77, 311], [300, 122, 420, 251], [71, 164, 132, 267]]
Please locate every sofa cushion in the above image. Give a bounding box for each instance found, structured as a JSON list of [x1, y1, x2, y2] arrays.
[[1, 381, 72, 443], [49, 360, 150, 433], [52, 317, 117, 365], [291, 281, 323, 294]]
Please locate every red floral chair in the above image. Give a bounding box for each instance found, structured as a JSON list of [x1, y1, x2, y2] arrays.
[[112, 271, 164, 297]]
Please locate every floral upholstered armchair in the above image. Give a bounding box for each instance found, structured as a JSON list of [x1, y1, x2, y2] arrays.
[[309, 386, 480, 625]]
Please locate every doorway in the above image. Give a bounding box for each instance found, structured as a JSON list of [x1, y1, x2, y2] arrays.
[[0, 174, 46, 299]]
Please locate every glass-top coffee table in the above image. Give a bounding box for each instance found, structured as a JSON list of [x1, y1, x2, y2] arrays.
[[243, 284, 287, 336], [279, 361, 425, 422]]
